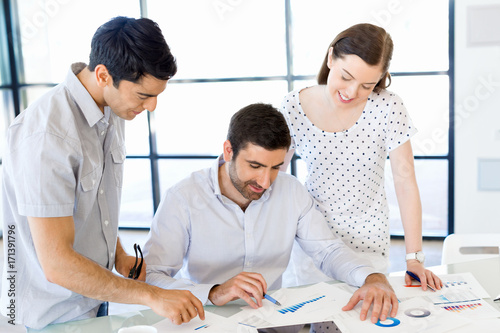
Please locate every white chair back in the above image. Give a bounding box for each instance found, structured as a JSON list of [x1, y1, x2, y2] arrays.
[[441, 233, 500, 265]]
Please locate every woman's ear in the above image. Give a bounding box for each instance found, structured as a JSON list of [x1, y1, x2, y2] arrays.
[[327, 46, 334, 69]]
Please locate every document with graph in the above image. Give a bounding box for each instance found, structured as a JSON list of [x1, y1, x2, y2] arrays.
[[333, 296, 473, 333], [228, 282, 352, 329], [388, 272, 491, 302]]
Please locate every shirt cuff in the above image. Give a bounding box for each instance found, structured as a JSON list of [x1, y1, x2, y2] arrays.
[[352, 266, 379, 287]]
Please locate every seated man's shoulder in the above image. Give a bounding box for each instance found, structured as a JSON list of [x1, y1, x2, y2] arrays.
[[275, 172, 309, 193], [167, 167, 212, 196]]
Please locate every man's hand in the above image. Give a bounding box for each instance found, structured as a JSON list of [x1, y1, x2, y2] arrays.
[[405, 260, 442, 291], [342, 273, 398, 323], [208, 272, 267, 309], [148, 287, 205, 325]]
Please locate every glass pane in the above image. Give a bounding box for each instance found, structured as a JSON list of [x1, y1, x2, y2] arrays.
[[292, 80, 317, 92], [387, 159, 448, 237], [294, 157, 308, 185], [120, 158, 154, 228], [155, 80, 288, 155], [147, 0, 286, 79], [158, 158, 215, 195], [125, 111, 150, 156], [20, 86, 53, 111], [390, 75, 449, 156], [386, 0, 449, 72], [291, 0, 448, 76], [0, 4, 10, 85], [17, 0, 140, 84], [0, 89, 14, 160]]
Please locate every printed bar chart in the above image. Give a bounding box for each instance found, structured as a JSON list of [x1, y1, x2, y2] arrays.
[[278, 295, 326, 314]]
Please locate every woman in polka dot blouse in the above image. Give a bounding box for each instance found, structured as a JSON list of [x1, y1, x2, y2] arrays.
[[279, 24, 442, 320]]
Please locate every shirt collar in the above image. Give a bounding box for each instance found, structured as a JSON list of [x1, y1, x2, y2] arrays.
[[210, 154, 273, 203], [64, 62, 107, 128]]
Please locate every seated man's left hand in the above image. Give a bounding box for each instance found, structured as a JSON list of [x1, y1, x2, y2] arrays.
[[342, 273, 398, 323]]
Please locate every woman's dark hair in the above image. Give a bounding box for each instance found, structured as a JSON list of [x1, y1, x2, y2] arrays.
[[227, 103, 291, 159], [88, 16, 177, 87], [317, 23, 393, 93]]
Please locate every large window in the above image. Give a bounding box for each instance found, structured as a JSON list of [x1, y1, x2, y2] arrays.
[[1, 0, 453, 236]]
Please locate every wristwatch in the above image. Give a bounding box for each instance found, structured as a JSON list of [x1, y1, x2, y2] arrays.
[[406, 251, 425, 263]]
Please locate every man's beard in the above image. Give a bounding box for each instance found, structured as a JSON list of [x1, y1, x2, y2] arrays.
[[228, 162, 266, 201]]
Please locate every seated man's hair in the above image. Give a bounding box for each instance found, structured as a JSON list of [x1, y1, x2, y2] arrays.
[[88, 16, 177, 88], [227, 103, 291, 158]]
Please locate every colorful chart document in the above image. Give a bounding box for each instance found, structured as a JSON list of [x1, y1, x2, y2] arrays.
[[388, 272, 491, 301], [333, 296, 472, 333]]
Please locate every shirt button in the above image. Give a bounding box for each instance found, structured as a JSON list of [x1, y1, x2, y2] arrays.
[[104, 220, 109, 226], [100, 131, 106, 136], [110, 252, 114, 258], [100, 189, 104, 194]]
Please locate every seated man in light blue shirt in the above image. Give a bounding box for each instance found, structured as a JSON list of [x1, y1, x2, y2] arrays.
[[143, 103, 399, 326]]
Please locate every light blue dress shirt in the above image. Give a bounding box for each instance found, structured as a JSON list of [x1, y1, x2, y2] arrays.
[[1, 63, 126, 329], [144, 156, 377, 304]]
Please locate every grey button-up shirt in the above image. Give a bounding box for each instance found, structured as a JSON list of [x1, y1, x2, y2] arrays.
[[1, 63, 126, 329]]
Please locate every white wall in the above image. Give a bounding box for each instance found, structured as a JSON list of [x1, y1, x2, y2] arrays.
[[455, 0, 500, 233]]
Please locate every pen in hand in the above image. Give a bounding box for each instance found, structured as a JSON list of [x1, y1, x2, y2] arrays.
[[264, 293, 282, 306], [406, 271, 436, 292]]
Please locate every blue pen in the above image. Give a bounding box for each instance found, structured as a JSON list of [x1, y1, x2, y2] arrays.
[[264, 293, 282, 306], [406, 271, 436, 292], [194, 324, 209, 330]]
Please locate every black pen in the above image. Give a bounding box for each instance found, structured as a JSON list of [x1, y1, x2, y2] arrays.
[[406, 271, 436, 292], [494, 294, 500, 302]]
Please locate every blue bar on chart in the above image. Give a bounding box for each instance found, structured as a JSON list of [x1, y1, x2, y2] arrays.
[[278, 295, 326, 314]]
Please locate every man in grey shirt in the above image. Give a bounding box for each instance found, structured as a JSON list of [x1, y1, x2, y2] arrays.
[[1, 17, 204, 329]]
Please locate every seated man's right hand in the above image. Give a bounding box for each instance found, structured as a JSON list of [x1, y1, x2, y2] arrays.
[[149, 287, 205, 325], [208, 272, 267, 309]]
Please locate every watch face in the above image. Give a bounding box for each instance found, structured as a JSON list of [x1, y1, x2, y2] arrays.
[[416, 252, 425, 262]]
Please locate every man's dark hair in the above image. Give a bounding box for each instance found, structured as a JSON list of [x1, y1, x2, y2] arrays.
[[227, 103, 291, 159], [88, 16, 177, 88]]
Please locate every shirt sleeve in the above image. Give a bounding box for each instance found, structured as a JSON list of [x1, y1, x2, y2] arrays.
[[293, 184, 378, 287], [143, 189, 216, 304], [11, 131, 80, 217], [385, 92, 418, 152]]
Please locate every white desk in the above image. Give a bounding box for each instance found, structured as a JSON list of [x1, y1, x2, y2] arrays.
[[27, 257, 500, 332]]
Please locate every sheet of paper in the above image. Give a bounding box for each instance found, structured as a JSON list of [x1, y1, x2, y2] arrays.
[[435, 299, 500, 320], [388, 272, 491, 302], [229, 282, 351, 329], [333, 296, 472, 333], [152, 311, 236, 332]]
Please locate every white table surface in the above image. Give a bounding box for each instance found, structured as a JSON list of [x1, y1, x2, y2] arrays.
[[27, 257, 500, 332]]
